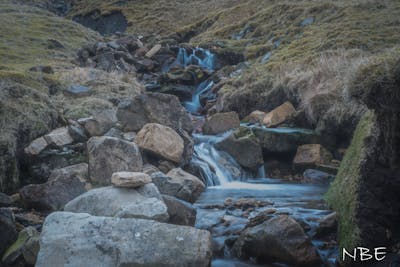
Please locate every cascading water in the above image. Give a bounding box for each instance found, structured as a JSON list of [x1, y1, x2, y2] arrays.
[[167, 47, 337, 266], [174, 47, 216, 71], [191, 132, 253, 186]]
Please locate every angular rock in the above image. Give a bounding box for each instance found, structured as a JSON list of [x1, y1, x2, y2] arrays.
[[1, 226, 39, 265], [82, 110, 117, 137], [111, 172, 151, 188], [233, 215, 321, 266], [202, 111, 240, 135], [145, 44, 162, 58], [303, 169, 334, 184], [87, 136, 143, 185], [0, 208, 17, 257], [0, 192, 13, 207], [215, 128, 263, 170], [19, 173, 87, 211], [63, 85, 91, 97], [151, 169, 205, 203], [251, 126, 320, 154], [263, 101, 296, 127], [293, 144, 333, 170], [117, 93, 193, 132], [36, 212, 212, 267], [24, 137, 48, 155], [65, 184, 168, 221], [49, 163, 90, 190], [162, 195, 197, 226], [135, 123, 184, 163], [242, 110, 266, 124], [43, 127, 74, 147]]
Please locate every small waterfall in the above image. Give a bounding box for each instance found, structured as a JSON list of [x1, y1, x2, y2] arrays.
[[191, 132, 253, 186], [174, 47, 215, 71], [184, 80, 214, 113]]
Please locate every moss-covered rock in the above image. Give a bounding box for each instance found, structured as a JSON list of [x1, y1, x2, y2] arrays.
[[325, 111, 377, 254]]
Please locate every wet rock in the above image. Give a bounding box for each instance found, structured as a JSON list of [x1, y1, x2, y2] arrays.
[[87, 136, 143, 185], [122, 131, 136, 142], [316, 212, 338, 236], [293, 144, 333, 170], [43, 127, 74, 147], [63, 85, 91, 97], [19, 172, 87, 211], [67, 125, 88, 143], [158, 84, 193, 101], [0, 208, 17, 257], [162, 195, 196, 226], [142, 163, 160, 175], [36, 212, 212, 267], [242, 110, 266, 124], [135, 123, 184, 163], [81, 110, 117, 137], [263, 101, 296, 127], [1, 226, 39, 265], [117, 93, 193, 132], [202, 111, 240, 135], [145, 44, 162, 58], [65, 184, 168, 222], [233, 215, 322, 266], [179, 129, 194, 165], [111, 171, 151, 188], [303, 169, 334, 184], [251, 126, 320, 154], [215, 127, 263, 170], [24, 137, 48, 155], [151, 169, 205, 203], [161, 65, 208, 85], [0, 193, 13, 207], [247, 208, 276, 227]]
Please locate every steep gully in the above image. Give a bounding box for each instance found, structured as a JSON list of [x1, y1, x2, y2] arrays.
[[159, 48, 338, 266]]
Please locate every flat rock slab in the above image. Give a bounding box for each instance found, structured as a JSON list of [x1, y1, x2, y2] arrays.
[[36, 212, 212, 267], [64, 184, 168, 222], [111, 172, 151, 188]]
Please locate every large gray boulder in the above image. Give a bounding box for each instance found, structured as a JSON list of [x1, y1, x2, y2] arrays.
[[232, 215, 321, 266], [36, 212, 212, 267], [64, 184, 169, 222], [87, 136, 143, 185], [116, 93, 193, 133], [151, 168, 205, 203]]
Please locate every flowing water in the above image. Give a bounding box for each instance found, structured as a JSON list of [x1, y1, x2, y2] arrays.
[[169, 47, 337, 266]]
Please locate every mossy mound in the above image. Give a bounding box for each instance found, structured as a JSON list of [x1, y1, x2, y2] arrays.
[[325, 111, 377, 254]]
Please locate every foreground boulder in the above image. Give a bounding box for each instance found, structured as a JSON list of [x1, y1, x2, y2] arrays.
[[233, 215, 321, 266], [19, 173, 87, 211], [215, 127, 263, 170], [116, 93, 193, 132], [263, 101, 296, 127], [87, 136, 143, 185], [151, 168, 205, 203], [64, 184, 168, 222], [36, 212, 212, 267], [202, 111, 240, 135], [135, 123, 184, 163], [162, 195, 197, 226]]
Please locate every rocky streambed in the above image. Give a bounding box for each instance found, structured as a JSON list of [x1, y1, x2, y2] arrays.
[[1, 37, 340, 267]]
